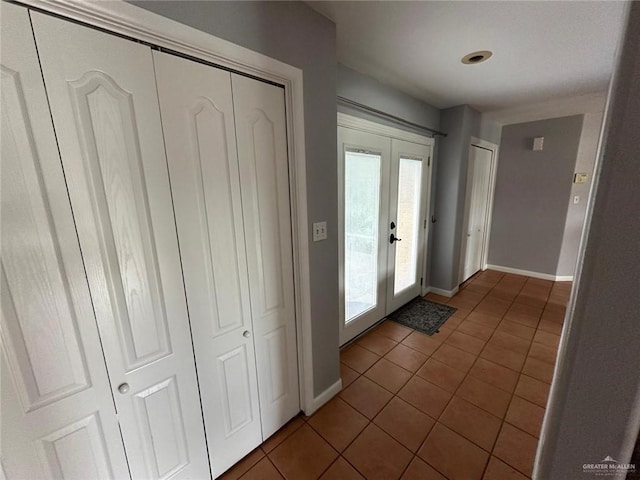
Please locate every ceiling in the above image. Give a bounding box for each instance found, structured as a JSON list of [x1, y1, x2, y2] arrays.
[[306, 1, 627, 112]]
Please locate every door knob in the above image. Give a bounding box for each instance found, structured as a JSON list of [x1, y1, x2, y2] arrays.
[[117, 383, 130, 394], [390, 233, 402, 244], [243, 330, 251, 338]]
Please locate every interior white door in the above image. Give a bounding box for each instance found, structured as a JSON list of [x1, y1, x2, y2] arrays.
[[386, 139, 431, 313], [338, 127, 391, 345], [153, 51, 263, 477], [0, 5, 130, 479], [462, 145, 494, 281], [31, 13, 210, 480], [231, 73, 300, 439]]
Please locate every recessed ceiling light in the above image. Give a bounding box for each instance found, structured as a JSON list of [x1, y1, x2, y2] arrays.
[[461, 50, 493, 65]]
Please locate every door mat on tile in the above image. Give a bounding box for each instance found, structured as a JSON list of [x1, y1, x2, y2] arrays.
[[388, 297, 457, 335]]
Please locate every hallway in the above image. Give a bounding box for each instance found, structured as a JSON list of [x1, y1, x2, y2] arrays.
[[221, 270, 568, 479]]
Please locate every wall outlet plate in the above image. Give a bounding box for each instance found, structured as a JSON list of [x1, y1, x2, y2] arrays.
[[312, 221, 327, 242]]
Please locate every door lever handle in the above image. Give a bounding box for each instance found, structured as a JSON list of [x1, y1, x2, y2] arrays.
[[390, 233, 402, 244]]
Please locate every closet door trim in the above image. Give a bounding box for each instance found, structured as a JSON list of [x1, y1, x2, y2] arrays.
[[21, 0, 316, 412]]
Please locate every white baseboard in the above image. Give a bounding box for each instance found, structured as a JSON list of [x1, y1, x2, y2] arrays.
[[486, 264, 574, 282], [426, 285, 460, 298], [304, 378, 342, 416], [554, 275, 574, 282]]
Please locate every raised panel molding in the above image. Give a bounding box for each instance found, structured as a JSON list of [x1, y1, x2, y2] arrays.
[[67, 71, 172, 370], [264, 326, 289, 404], [19, 0, 315, 421], [218, 346, 254, 435], [37, 413, 113, 479], [133, 377, 189, 480], [0, 65, 90, 412], [249, 111, 285, 315], [190, 99, 245, 336]]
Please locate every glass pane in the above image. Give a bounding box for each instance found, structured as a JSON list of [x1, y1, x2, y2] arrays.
[[394, 158, 422, 294], [344, 150, 381, 323]]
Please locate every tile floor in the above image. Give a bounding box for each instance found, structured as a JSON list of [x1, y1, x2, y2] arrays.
[[220, 270, 570, 480]]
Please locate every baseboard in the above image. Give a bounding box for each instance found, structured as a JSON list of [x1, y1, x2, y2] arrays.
[[427, 285, 460, 298], [554, 275, 574, 282], [305, 378, 342, 416], [486, 264, 574, 282]]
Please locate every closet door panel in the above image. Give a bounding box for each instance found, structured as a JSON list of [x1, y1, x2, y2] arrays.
[[31, 13, 209, 480], [154, 51, 262, 477], [231, 74, 300, 438], [0, 4, 129, 479]]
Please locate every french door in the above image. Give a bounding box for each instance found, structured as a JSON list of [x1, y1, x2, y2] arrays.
[[339, 125, 432, 345]]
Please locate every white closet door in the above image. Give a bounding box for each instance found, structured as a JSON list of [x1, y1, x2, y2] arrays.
[[0, 4, 129, 479], [231, 74, 300, 438], [31, 13, 210, 480], [153, 52, 262, 477], [462, 146, 493, 282]]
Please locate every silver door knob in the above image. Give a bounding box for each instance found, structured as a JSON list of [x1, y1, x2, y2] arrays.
[[243, 330, 251, 338], [118, 383, 130, 394]]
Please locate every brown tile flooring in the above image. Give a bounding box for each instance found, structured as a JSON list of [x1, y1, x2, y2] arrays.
[[221, 270, 569, 480]]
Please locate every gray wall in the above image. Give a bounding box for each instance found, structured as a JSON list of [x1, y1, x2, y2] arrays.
[[130, 1, 340, 397], [479, 114, 502, 145], [337, 63, 440, 133], [336, 63, 442, 286], [536, 2, 640, 478], [556, 112, 604, 276], [488, 115, 584, 275], [430, 105, 481, 291]]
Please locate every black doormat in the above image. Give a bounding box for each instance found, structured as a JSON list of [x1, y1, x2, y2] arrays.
[[388, 297, 457, 336]]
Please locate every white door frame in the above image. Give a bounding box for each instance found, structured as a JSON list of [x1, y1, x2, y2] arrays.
[[22, 0, 319, 413], [337, 113, 434, 344], [458, 137, 500, 284]]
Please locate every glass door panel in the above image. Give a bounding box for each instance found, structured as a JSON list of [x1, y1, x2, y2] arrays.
[[386, 139, 431, 314], [345, 150, 381, 322], [338, 126, 390, 345], [394, 158, 423, 294]]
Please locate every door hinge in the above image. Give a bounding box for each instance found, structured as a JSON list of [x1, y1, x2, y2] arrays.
[[424, 219, 427, 229], [420, 277, 423, 286], [428, 156, 431, 167]]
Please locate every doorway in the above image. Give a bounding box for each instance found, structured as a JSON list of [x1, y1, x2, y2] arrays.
[[459, 139, 499, 283], [338, 115, 433, 345]]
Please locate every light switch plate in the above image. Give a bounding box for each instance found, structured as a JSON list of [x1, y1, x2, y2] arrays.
[[574, 173, 589, 184], [312, 221, 327, 242]]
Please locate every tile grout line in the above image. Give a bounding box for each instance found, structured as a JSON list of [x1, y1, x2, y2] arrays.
[[385, 272, 505, 480], [422, 273, 555, 478], [417, 272, 530, 480], [476, 276, 543, 479], [480, 282, 557, 479], [332, 272, 561, 480], [372, 271, 504, 479], [236, 273, 567, 480], [342, 271, 504, 480]]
